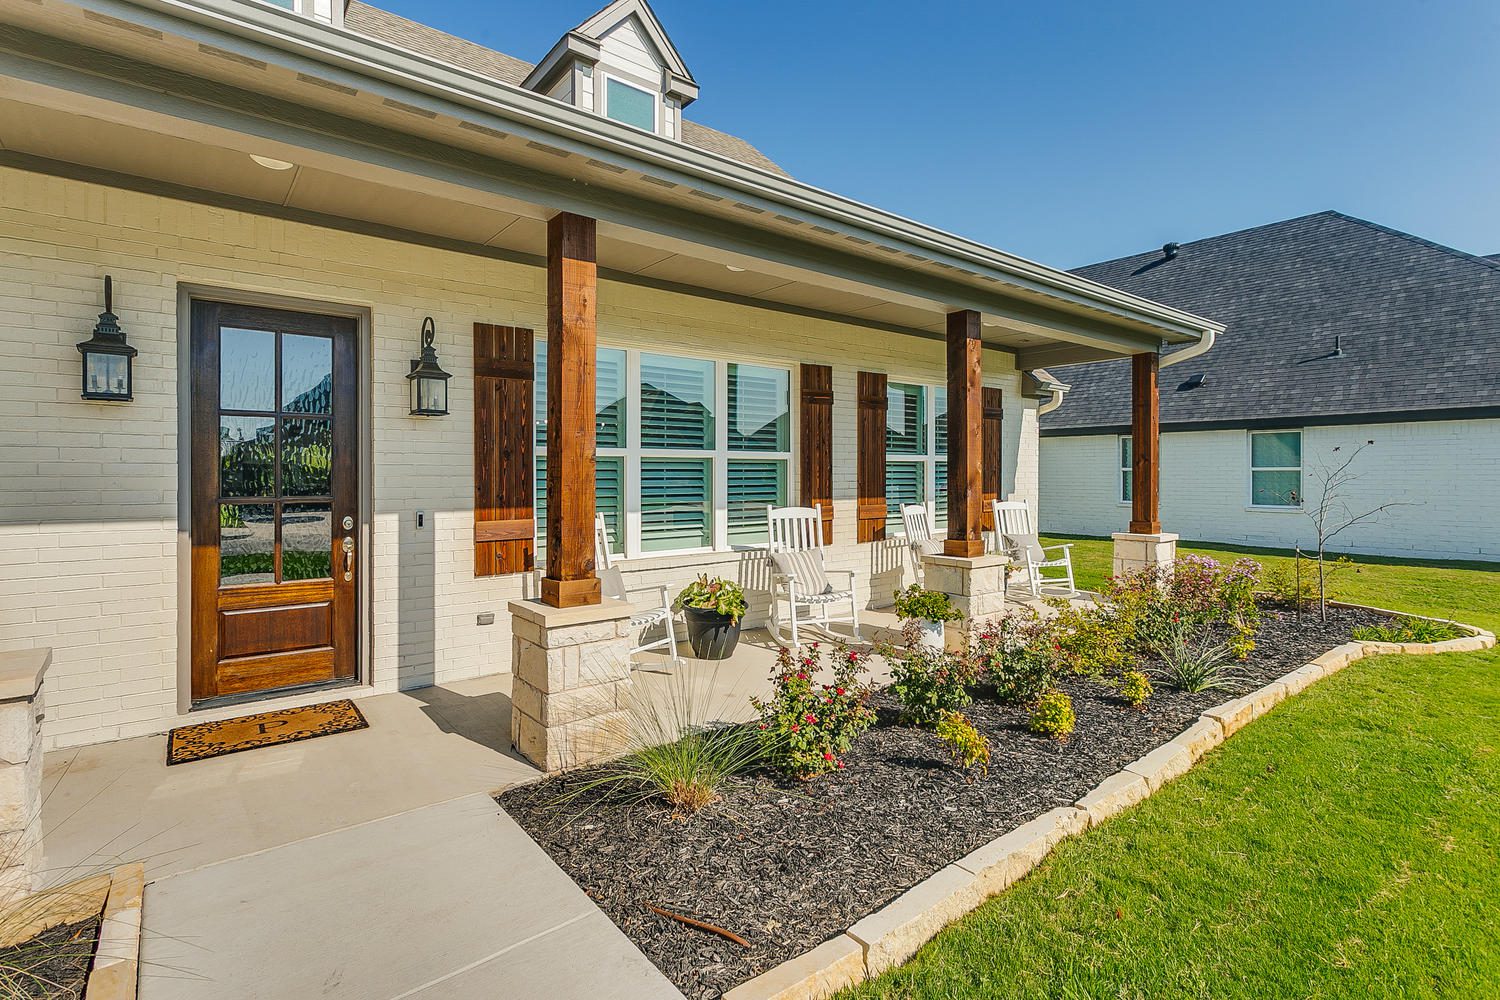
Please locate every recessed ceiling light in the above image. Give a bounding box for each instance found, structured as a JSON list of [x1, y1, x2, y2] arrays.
[[725, 265, 746, 272], [250, 154, 295, 171]]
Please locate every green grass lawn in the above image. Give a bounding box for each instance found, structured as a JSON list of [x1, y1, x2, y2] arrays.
[[841, 537, 1500, 999]]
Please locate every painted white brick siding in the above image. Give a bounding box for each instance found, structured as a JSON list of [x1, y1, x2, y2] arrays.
[[0, 167, 1040, 749], [1040, 422, 1500, 562]]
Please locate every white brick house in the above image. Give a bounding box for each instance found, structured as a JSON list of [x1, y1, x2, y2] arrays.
[[1041, 212, 1500, 563], [0, 0, 1215, 755]]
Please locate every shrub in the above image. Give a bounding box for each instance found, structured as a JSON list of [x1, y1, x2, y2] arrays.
[[1119, 669, 1153, 708], [1152, 631, 1239, 693], [1042, 599, 1132, 677], [751, 643, 875, 779], [674, 575, 748, 622], [970, 610, 1055, 705], [1104, 556, 1264, 660], [1028, 689, 1076, 741], [1263, 553, 1354, 610], [573, 667, 766, 816], [935, 711, 990, 777], [1352, 616, 1466, 643], [881, 637, 976, 727], [892, 585, 962, 623]]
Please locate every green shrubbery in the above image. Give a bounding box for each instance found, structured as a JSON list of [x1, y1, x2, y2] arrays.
[[892, 585, 962, 623], [935, 712, 990, 777], [1352, 616, 1466, 643], [1028, 690, 1076, 741], [751, 642, 875, 779], [969, 610, 1055, 705], [1119, 669, 1153, 708]]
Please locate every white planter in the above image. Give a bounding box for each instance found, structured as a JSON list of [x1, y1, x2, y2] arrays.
[[914, 618, 945, 652]]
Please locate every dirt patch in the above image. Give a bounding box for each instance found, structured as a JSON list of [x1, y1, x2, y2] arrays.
[[499, 601, 1385, 999]]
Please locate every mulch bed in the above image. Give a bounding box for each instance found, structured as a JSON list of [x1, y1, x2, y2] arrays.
[[0, 916, 101, 999], [499, 600, 1389, 999]]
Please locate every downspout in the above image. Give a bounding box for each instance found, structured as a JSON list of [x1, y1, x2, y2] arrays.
[[1157, 328, 1218, 369], [1037, 383, 1068, 416]]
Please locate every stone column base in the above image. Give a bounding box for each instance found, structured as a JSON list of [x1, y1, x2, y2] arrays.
[[920, 552, 1008, 622], [1111, 531, 1179, 579], [0, 649, 49, 903], [508, 598, 635, 773]]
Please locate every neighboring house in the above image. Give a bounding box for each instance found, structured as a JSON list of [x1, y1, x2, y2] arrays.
[[1040, 211, 1500, 562], [0, 0, 1216, 755]]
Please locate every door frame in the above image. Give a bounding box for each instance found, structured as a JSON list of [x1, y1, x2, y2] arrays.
[[175, 284, 374, 715]]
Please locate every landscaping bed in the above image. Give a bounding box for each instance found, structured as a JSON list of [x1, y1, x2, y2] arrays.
[[0, 915, 101, 999], [499, 599, 1390, 999]]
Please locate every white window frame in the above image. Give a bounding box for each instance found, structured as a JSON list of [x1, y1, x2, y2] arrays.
[[600, 73, 660, 134], [256, 0, 339, 26], [1118, 435, 1132, 505], [1247, 429, 1303, 510], [536, 338, 794, 560], [886, 382, 949, 536]]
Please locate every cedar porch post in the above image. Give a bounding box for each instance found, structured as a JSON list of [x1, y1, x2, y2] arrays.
[[542, 212, 602, 608], [1128, 352, 1161, 534], [944, 309, 985, 557]]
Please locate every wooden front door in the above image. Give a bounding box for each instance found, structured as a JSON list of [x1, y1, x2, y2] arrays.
[[190, 302, 359, 704]]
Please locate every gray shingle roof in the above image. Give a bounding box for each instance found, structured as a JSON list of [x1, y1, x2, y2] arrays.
[[1041, 211, 1500, 434], [343, 2, 789, 177]]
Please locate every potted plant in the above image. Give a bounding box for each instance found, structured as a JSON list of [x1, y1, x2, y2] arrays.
[[892, 585, 962, 651], [675, 575, 749, 660]]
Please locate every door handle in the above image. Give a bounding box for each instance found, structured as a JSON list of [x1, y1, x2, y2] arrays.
[[342, 536, 354, 581]]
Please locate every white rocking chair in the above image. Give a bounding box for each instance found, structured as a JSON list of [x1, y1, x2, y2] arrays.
[[900, 503, 943, 580], [767, 504, 862, 649], [595, 514, 678, 664], [991, 499, 1076, 598]]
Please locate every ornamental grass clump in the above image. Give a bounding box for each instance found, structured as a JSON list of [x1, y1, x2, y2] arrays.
[[751, 642, 875, 779], [1352, 616, 1465, 643], [935, 711, 990, 778], [879, 619, 978, 726], [1119, 669, 1154, 708], [1152, 630, 1240, 693], [1028, 689, 1076, 741]]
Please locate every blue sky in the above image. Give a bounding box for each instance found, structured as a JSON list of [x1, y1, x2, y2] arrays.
[[382, 0, 1500, 269]]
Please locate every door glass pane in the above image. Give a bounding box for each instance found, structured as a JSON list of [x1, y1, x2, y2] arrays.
[[1251, 431, 1300, 469], [887, 383, 927, 455], [282, 335, 333, 413], [220, 503, 275, 586], [220, 417, 276, 498], [597, 349, 627, 449], [281, 503, 333, 581], [727, 364, 789, 452], [886, 461, 925, 533], [641, 458, 710, 551], [220, 328, 276, 411], [640, 354, 714, 450], [727, 460, 785, 545], [1252, 470, 1301, 506], [281, 418, 332, 496]]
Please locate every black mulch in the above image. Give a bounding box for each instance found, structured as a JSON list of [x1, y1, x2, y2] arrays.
[[0, 916, 102, 999], [498, 601, 1388, 999]]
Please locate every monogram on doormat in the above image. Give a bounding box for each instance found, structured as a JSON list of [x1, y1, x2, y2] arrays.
[[167, 699, 368, 765]]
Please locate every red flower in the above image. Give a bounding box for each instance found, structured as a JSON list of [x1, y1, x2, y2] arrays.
[[836, 687, 845, 695], [790, 723, 800, 732], [797, 672, 809, 681], [836, 761, 846, 770], [823, 752, 834, 761], [805, 713, 817, 724], [758, 723, 767, 730]]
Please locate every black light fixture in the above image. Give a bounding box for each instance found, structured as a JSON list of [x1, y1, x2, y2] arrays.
[[76, 275, 137, 402], [407, 316, 452, 416]]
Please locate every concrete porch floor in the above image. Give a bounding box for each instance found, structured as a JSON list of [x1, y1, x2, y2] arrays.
[[39, 613, 911, 999]]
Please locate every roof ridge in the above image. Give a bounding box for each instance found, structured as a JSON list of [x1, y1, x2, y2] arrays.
[[1073, 210, 1343, 271], [1321, 211, 1500, 274]]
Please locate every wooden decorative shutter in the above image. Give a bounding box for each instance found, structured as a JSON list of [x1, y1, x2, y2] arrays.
[[856, 371, 888, 543], [799, 363, 834, 545], [474, 324, 535, 577], [981, 386, 1003, 531]]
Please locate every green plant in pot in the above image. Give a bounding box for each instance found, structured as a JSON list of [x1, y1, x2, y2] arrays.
[[675, 575, 749, 660], [892, 584, 961, 651]]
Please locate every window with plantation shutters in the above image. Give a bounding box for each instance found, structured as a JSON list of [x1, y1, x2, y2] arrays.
[[473, 324, 534, 577], [533, 341, 626, 562], [727, 460, 786, 544]]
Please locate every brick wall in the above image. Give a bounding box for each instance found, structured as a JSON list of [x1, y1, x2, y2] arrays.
[[0, 166, 1039, 749], [1040, 423, 1500, 561]]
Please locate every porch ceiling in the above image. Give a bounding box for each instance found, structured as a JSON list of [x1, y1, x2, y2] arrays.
[[0, 0, 1223, 361]]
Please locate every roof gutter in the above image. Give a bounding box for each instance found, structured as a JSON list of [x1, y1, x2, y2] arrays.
[[76, 0, 1223, 343], [1158, 328, 1218, 368]]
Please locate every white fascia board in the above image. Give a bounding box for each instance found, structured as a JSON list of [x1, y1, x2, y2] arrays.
[[53, 0, 1221, 344], [520, 32, 600, 93]]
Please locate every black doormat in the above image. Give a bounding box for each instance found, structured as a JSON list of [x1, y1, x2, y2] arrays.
[[167, 699, 368, 765]]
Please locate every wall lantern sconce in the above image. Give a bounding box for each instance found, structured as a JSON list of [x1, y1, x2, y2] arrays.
[[407, 316, 452, 416], [76, 275, 137, 401]]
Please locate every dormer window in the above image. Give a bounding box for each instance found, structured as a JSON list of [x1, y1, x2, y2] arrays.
[[259, 0, 340, 26], [604, 77, 657, 132]]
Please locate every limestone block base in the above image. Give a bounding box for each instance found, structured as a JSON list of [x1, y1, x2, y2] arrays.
[[1111, 531, 1179, 579], [920, 552, 1007, 622], [508, 598, 635, 772], [0, 650, 48, 902]]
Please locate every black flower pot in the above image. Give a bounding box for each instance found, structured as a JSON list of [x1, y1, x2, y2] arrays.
[[683, 606, 742, 660]]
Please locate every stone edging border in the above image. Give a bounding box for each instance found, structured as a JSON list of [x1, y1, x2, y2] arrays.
[[723, 605, 1495, 1000], [86, 863, 144, 1000]]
